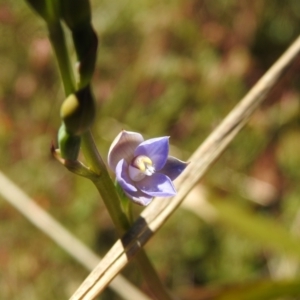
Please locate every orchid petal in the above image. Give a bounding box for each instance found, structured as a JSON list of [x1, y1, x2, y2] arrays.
[[137, 173, 176, 197], [160, 156, 189, 180], [116, 159, 153, 205], [134, 137, 169, 171], [108, 130, 144, 171], [124, 189, 153, 206], [115, 159, 137, 193]]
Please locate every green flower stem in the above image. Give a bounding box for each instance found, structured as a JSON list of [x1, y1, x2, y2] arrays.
[[48, 22, 76, 95], [116, 183, 134, 224], [123, 197, 134, 225], [81, 131, 130, 234], [81, 131, 173, 300]]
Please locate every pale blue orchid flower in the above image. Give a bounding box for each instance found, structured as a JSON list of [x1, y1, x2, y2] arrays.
[[108, 130, 188, 206]]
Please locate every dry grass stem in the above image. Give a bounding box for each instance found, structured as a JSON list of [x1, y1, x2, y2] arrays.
[[70, 36, 300, 300]]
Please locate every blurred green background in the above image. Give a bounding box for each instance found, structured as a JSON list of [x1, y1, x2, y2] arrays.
[[1, 0, 300, 299]]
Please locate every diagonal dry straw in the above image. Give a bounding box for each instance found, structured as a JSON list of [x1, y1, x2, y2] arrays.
[[70, 36, 300, 300]]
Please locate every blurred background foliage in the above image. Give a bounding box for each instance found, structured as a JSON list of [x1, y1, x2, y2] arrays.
[[1, 0, 300, 299]]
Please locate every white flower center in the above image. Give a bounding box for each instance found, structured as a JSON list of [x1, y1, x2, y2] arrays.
[[129, 155, 155, 181]]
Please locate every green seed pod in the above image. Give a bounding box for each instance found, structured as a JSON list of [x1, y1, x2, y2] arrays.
[[58, 124, 81, 161], [60, 86, 96, 135]]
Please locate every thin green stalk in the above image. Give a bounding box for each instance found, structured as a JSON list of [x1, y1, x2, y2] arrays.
[[48, 22, 76, 95], [81, 131, 130, 234], [46, 5, 130, 238], [116, 183, 134, 224]]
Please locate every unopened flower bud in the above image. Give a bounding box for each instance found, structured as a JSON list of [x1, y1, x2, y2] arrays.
[[61, 0, 98, 88], [58, 124, 81, 161], [72, 25, 98, 88], [60, 87, 95, 135]]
